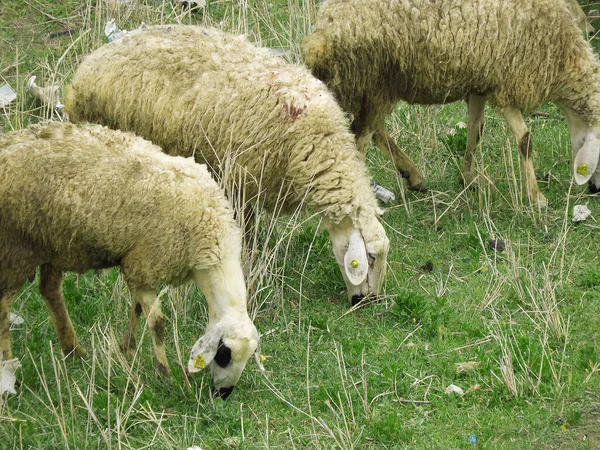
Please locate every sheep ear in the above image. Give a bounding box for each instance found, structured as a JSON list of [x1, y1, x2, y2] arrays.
[[343, 229, 369, 286], [188, 327, 222, 374], [574, 133, 600, 185]]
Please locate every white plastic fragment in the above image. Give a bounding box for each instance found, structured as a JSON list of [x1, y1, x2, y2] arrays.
[[444, 383, 464, 396], [371, 183, 396, 203], [0, 359, 21, 395], [0, 84, 17, 108], [187, 447, 203, 450], [572, 204, 592, 222], [105, 19, 128, 42], [9, 313, 24, 325]]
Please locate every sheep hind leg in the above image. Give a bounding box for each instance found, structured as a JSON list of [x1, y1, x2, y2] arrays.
[[128, 286, 169, 376], [502, 107, 548, 209], [0, 290, 16, 361], [460, 95, 486, 188], [39, 264, 85, 358], [373, 128, 426, 192]]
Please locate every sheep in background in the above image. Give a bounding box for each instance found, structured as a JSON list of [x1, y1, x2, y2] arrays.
[[302, 0, 600, 207], [0, 121, 259, 399], [65, 25, 389, 306]]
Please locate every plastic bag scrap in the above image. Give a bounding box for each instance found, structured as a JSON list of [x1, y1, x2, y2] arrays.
[[27, 76, 67, 119], [105, 19, 127, 42], [371, 183, 396, 204], [105, 20, 146, 43], [9, 313, 24, 325], [572, 204, 592, 222], [0, 359, 21, 395], [0, 84, 17, 108]]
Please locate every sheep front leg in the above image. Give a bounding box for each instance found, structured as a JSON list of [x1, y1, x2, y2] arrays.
[[460, 94, 486, 188], [39, 265, 85, 358], [128, 286, 169, 376], [373, 129, 426, 192], [502, 107, 548, 208], [0, 290, 16, 361]]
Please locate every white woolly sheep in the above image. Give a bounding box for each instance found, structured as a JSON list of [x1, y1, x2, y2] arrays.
[[65, 25, 390, 306], [302, 0, 600, 207], [0, 121, 259, 398]]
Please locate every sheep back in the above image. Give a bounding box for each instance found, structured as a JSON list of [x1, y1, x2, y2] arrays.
[[0, 122, 238, 290], [303, 0, 599, 122], [66, 25, 380, 225]]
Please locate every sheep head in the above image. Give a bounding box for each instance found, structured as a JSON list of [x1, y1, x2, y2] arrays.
[[187, 316, 260, 399], [326, 216, 389, 306]]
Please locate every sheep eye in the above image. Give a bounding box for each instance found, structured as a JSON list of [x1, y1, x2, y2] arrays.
[[368, 253, 377, 265], [214, 339, 232, 368]]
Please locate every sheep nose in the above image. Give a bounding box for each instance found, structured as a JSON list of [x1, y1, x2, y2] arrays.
[[351, 294, 364, 306], [214, 386, 234, 400], [351, 293, 378, 306]]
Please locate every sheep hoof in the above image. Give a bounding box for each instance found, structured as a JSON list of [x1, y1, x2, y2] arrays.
[[156, 361, 170, 377], [65, 345, 86, 359], [407, 181, 427, 192], [533, 194, 548, 210]]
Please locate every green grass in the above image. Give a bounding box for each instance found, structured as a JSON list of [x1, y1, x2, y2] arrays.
[[2, 0, 600, 448]]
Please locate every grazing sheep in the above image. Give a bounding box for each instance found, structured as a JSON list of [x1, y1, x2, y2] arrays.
[[0, 121, 259, 398], [302, 0, 600, 207], [65, 25, 389, 306]]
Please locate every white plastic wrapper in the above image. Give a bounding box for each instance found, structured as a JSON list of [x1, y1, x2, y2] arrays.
[[572, 204, 592, 222], [0, 84, 17, 108], [0, 359, 21, 395], [9, 313, 24, 325], [371, 183, 396, 204]]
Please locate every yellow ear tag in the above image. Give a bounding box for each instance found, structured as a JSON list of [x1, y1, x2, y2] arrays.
[[577, 163, 588, 176], [193, 355, 206, 369], [351, 259, 359, 268]]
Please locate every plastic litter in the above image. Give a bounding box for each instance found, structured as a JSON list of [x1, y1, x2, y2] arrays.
[[371, 183, 396, 203], [9, 313, 24, 325], [445, 383, 465, 396], [572, 204, 591, 222], [469, 434, 477, 445], [0, 359, 21, 395], [0, 84, 17, 108], [105, 19, 128, 42]]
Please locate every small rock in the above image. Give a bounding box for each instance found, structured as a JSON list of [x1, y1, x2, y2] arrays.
[[488, 238, 506, 252], [445, 383, 464, 396]]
